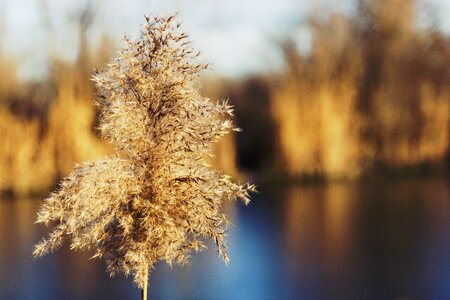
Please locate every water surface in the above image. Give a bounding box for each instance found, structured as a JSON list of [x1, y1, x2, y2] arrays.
[[0, 178, 449, 299]]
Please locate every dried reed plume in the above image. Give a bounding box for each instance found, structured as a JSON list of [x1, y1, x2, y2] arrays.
[[33, 14, 255, 291]]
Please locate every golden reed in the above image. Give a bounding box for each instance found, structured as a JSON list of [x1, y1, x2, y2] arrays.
[[33, 15, 255, 293]]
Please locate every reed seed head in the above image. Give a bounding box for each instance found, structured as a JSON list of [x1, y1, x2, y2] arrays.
[[34, 14, 255, 288]]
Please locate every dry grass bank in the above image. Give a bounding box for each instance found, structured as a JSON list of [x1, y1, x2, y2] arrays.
[[270, 0, 449, 179], [0, 62, 110, 196]]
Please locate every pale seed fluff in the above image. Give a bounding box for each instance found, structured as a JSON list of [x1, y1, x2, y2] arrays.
[[33, 15, 255, 288]]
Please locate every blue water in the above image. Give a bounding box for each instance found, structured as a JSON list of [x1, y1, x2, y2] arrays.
[[1, 178, 449, 299]]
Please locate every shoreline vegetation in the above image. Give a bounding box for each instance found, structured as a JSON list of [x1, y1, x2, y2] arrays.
[[1, 0, 449, 197]]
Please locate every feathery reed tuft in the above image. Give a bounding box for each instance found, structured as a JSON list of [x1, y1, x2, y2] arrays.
[[33, 15, 255, 289]]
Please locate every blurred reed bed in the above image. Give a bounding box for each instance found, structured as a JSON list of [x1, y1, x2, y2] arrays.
[[272, 13, 363, 179], [229, 0, 449, 180], [0, 60, 109, 196]]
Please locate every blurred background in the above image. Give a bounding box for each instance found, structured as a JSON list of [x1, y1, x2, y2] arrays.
[[0, 0, 449, 299]]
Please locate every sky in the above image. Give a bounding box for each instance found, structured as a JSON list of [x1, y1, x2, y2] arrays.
[[1, 0, 449, 80]]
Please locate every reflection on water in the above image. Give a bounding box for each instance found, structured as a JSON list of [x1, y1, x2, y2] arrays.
[[281, 184, 359, 298], [0, 178, 449, 299]]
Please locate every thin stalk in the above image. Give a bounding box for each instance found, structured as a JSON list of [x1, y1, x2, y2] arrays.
[[141, 269, 148, 300]]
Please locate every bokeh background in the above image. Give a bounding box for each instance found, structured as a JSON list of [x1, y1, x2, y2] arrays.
[[0, 0, 449, 299]]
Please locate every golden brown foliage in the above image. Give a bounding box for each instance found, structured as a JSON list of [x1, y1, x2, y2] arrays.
[[34, 15, 254, 288], [271, 0, 450, 178], [0, 2, 112, 196], [0, 63, 109, 196]]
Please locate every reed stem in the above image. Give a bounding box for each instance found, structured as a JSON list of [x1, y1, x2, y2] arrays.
[[141, 269, 148, 300]]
